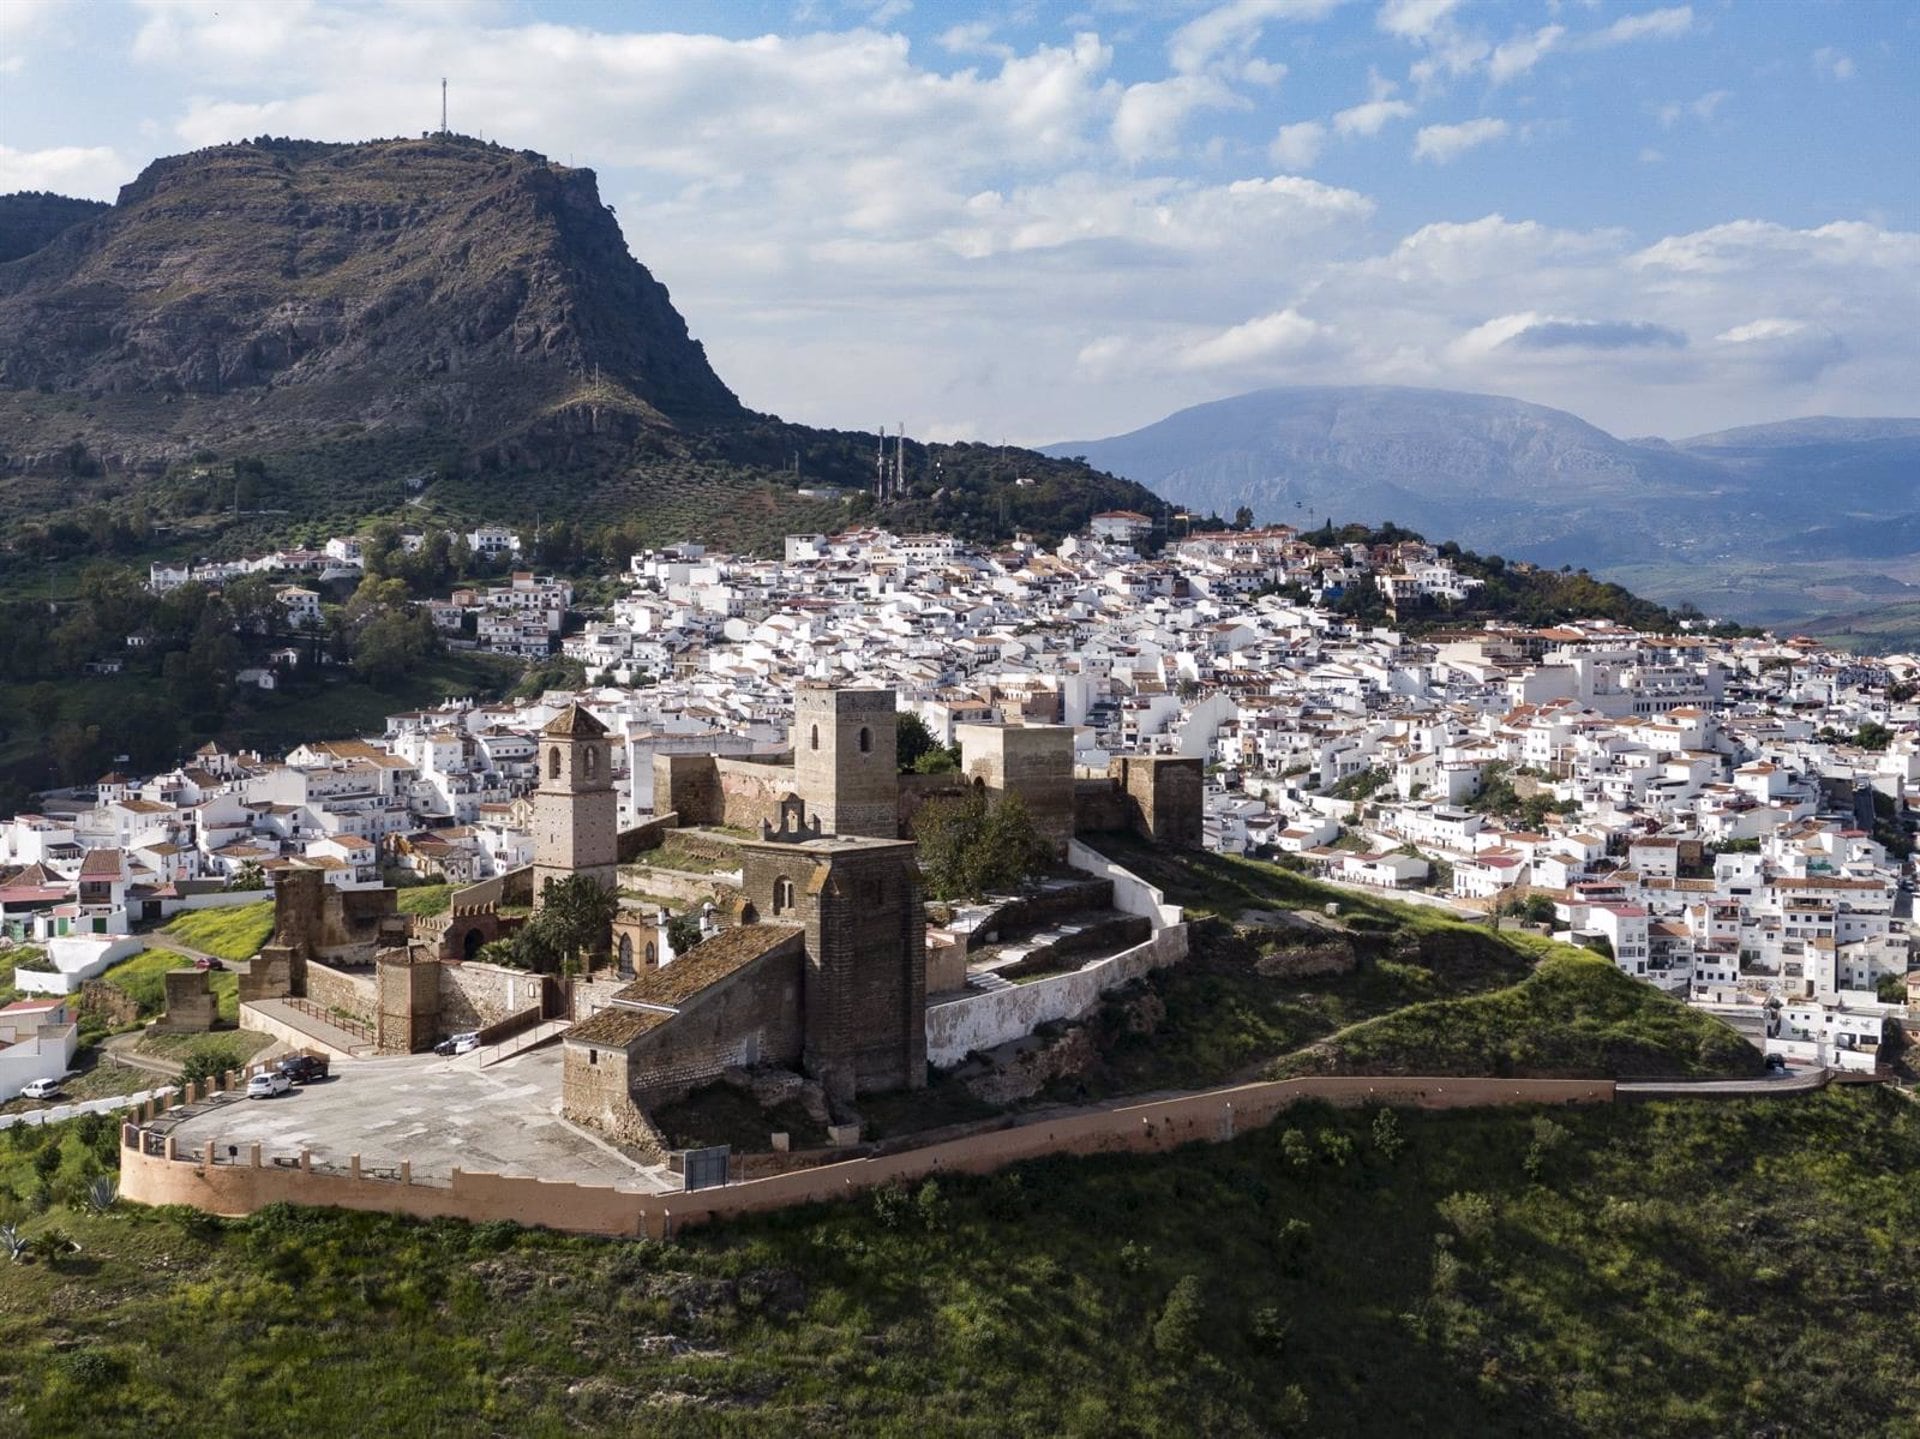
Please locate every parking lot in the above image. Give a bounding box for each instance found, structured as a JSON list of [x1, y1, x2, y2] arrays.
[[162, 1046, 677, 1193]]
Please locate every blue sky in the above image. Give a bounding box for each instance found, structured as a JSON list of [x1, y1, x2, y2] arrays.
[[2, 1, 1915, 444]]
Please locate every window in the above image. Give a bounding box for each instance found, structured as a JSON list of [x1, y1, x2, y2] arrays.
[[810, 725, 819, 751], [588, 1049, 598, 1066], [584, 744, 597, 779], [548, 747, 561, 780], [858, 726, 872, 754], [773, 877, 795, 915]]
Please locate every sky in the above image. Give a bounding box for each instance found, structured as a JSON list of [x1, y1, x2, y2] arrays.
[[1, 0, 1915, 446]]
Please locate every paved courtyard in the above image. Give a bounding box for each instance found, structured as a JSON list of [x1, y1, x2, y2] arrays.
[[163, 1047, 677, 1193]]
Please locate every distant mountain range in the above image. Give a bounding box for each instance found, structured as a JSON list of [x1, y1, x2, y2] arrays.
[[1043, 387, 1920, 572]]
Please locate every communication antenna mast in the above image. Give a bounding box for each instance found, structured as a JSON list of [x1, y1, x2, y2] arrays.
[[441, 78, 448, 136]]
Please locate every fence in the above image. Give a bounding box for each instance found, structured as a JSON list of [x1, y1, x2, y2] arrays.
[[119, 1074, 1617, 1240], [283, 996, 374, 1044]]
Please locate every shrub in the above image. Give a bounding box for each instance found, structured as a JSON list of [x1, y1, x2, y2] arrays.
[[1119, 1240, 1153, 1275], [56, 1348, 124, 1387], [1151, 1275, 1206, 1359], [914, 1179, 948, 1233], [1279, 1128, 1312, 1173], [1250, 1305, 1290, 1353], [1371, 1109, 1406, 1161], [1437, 1191, 1497, 1244], [871, 1182, 911, 1231], [1317, 1131, 1354, 1168]]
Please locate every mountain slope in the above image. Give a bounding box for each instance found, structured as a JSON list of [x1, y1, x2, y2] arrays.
[[1045, 386, 1919, 569], [0, 137, 1160, 550], [0, 191, 110, 264]]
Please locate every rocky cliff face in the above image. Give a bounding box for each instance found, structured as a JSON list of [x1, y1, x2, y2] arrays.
[[0, 137, 739, 464]]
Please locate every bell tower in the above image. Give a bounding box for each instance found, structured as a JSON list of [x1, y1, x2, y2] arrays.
[[534, 703, 618, 903]]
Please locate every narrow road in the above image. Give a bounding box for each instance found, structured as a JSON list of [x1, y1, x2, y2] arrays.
[[99, 1032, 184, 1078]]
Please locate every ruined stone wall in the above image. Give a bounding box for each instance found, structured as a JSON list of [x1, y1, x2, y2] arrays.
[[146, 975, 201, 1032], [1072, 778, 1131, 836], [653, 753, 722, 827], [625, 936, 807, 1107], [1114, 755, 1205, 849], [713, 758, 798, 833], [958, 724, 1077, 857], [617, 814, 676, 863], [897, 772, 971, 838], [437, 962, 547, 1035], [304, 961, 376, 1027]]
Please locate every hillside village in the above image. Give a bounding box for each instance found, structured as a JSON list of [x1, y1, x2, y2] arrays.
[[3, 517, 1916, 1111]]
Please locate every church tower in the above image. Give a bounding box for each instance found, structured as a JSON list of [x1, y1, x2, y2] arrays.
[[792, 685, 899, 839], [533, 703, 618, 904]]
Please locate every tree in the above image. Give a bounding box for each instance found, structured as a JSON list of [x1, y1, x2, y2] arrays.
[[536, 875, 618, 970], [1232, 505, 1255, 531], [1856, 721, 1894, 752], [915, 789, 1051, 901], [896, 712, 940, 773], [666, 910, 704, 957], [225, 861, 267, 892]]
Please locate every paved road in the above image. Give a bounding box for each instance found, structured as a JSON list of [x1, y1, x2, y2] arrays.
[[1617, 1067, 1830, 1098], [162, 1046, 677, 1193], [0, 1086, 175, 1131]]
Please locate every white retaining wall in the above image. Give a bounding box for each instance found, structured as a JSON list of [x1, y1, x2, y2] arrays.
[[15, 934, 147, 995], [1065, 840, 1182, 929], [925, 925, 1188, 1067]]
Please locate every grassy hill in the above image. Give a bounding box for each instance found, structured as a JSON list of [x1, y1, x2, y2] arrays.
[[1274, 950, 1766, 1080], [1, 1087, 1916, 1436]]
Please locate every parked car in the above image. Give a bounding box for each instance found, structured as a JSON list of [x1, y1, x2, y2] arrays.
[[433, 1032, 481, 1057], [192, 956, 226, 971], [276, 1055, 329, 1084], [245, 1071, 292, 1099], [21, 1077, 62, 1101], [1764, 1054, 1789, 1073]]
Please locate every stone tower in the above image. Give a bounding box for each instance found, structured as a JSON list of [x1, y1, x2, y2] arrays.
[[534, 703, 618, 904], [740, 798, 926, 1101], [792, 685, 899, 839]]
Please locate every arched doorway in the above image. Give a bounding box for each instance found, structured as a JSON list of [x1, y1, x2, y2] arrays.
[[618, 932, 634, 978], [462, 926, 483, 961]]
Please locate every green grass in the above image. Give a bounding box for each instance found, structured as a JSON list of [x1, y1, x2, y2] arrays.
[[133, 1029, 270, 1065], [98, 950, 195, 1018], [394, 885, 454, 918], [0, 945, 40, 1005], [159, 901, 275, 963], [0, 1089, 1916, 1435], [1275, 950, 1766, 1081]]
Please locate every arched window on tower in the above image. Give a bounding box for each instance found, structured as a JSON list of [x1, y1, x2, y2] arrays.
[[810, 725, 820, 751], [584, 744, 597, 779], [548, 747, 561, 780], [858, 726, 872, 754], [773, 876, 795, 916]]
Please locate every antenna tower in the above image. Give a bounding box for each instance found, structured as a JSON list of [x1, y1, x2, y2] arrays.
[[440, 78, 448, 135]]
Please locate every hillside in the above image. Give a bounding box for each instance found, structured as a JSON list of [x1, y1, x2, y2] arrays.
[[0, 192, 110, 264], [0, 137, 1160, 555], [3, 1088, 1916, 1436], [1044, 387, 1920, 622]]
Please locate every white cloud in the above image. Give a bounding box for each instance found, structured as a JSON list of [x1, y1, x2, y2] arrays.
[[1812, 47, 1855, 81], [1376, 0, 1462, 42], [1334, 97, 1414, 137], [0, 144, 133, 199], [1654, 89, 1730, 127], [1487, 25, 1564, 84], [1412, 117, 1509, 163], [1168, 0, 1341, 76], [1590, 7, 1693, 47], [938, 22, 1010, 60], [1269, 120, 1326, 170], [16, 3, 1908, 444], [1113, 75, 1245, 163]]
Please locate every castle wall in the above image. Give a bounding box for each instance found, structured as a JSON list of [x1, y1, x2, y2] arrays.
[[375, 955, 440, 1055], [436, 962, 547, 1035], [305, 960, 376, 1027], [957, 723, 1077, 857], [154, 970, 216, 1034], [123, 1075, 1620, 1239], [1112, 755, 1205, 849], [801, 847, 927, 1098]]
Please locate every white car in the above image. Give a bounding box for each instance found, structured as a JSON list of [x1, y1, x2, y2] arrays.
[[21, 1077, 62, 1101], [245, 1071, 292, 1099]]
